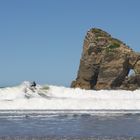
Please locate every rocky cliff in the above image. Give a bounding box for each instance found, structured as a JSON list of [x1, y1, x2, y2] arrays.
[[71, 28, 140, 90]]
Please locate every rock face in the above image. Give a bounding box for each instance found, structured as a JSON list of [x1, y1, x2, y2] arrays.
[[71, 28, 140, 90]]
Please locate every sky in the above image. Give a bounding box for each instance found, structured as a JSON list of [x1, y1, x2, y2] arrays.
[[0, 0, 140, 87]]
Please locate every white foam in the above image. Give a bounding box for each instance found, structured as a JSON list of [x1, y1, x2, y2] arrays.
[[0, 81, 140, 110]]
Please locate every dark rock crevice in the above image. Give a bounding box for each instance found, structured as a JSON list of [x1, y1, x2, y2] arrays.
[[111, 57, 130, 88]]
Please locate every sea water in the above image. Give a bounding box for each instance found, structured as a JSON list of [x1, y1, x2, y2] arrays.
[[0, 111, 140, 139], [1, 81, 140, 110], [1, 82, 140, 139]]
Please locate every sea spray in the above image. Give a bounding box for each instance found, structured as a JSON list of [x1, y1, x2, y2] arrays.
[[0, 81, 140, 110]]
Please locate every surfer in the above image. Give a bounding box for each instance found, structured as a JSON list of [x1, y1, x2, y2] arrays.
[[29, 81, 37, 92], [31, 81, 36, 87]]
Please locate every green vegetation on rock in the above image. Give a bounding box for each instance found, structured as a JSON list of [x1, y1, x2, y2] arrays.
[[109, 42, 120, 49], [106, 42, 120, 53]]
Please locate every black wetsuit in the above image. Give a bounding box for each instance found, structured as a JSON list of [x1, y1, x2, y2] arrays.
[[31, 81, 36, 87]]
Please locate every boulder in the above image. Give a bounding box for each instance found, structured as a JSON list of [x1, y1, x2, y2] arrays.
[[71, 28, 140, 90], [120, 74, 140, 90]]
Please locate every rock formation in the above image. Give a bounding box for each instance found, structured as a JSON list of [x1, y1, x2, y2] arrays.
[[71, 28, 140, 90]]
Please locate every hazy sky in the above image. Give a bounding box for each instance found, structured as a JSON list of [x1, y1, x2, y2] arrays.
[[0, 0, 140, 86]]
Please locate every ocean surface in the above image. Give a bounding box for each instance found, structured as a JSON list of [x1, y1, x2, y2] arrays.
[[1, 81, 140, 110], [1, 81, 140, 139], [0, 110, 140, 139]]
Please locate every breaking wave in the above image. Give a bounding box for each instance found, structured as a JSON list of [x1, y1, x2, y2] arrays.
[[0, 81, 140, 110]]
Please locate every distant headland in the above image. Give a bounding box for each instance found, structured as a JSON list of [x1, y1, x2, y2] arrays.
[[71, 28, 140, 90]]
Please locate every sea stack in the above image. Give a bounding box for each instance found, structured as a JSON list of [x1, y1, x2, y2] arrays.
[[71, 28, 140, 90]]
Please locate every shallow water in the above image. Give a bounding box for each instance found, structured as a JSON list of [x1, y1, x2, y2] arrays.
[[0, 111, 140, 139]]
